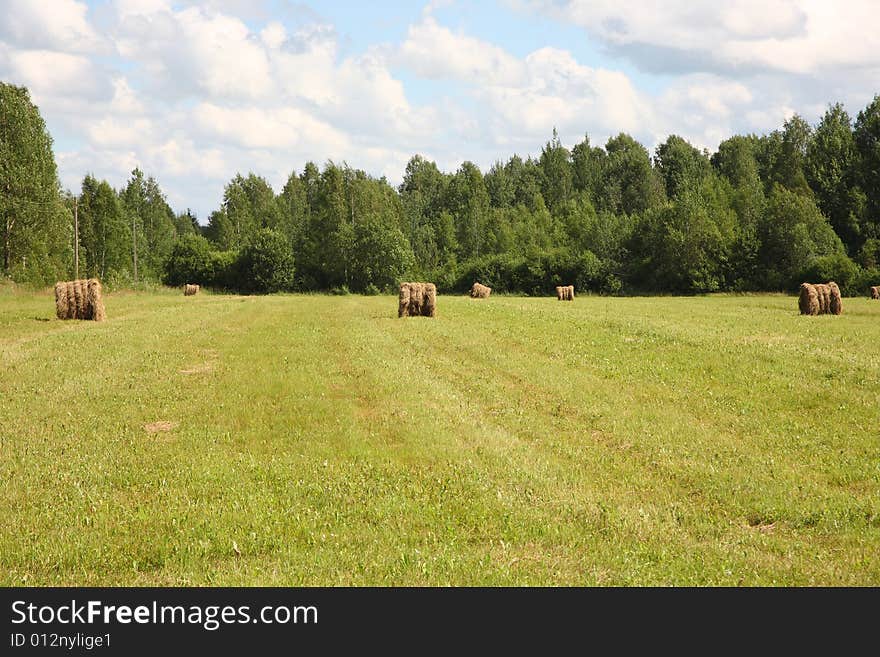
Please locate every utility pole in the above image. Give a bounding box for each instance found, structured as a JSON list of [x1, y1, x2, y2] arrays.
[[74, 196, 79, 279], [132, 212, 138, 284]]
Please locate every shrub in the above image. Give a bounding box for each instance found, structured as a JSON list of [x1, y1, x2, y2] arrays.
[[163, 234, 215, 286], [236, 229, 295, 293], [798, 253, 860, 296]]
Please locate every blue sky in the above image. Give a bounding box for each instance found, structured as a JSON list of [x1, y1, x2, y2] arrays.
[[2, 0, 879, 220]]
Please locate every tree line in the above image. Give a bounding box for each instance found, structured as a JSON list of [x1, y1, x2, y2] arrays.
[[3, 80, 880, 296]]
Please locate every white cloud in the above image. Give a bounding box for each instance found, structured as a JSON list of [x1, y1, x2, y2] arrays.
[[399, 16, 526, 86], [193, 103, 350, 152], [0, 47, 104, 97], [0, 0, 104, 54], [524, 0, 880, 76]]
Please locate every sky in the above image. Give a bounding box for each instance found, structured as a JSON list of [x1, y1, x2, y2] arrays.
[[1, 0, 879, 221]]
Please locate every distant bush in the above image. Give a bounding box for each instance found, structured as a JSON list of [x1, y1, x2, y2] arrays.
[[236, 229, 296, 293], [163, 234, 216, 286], [798, 253, 860, 296]]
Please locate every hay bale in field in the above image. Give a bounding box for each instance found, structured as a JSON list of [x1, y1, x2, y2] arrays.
[[184, 283, 200, 296], [423, 282, 437, 317], [557, 285, 574, 301], [87, 278, 106, 321], [398, 282, 436, 318], [54, 278, 106, 321], [54, 282, 69, 319], [398, 282, 412, 317], [828, 281, 843, 315], [870, 286, 879, 300], [470, 282, 491, 299], [73, 279, 86, 319], [798, 283, 819, 315], [799, 281, 842, 316], [814, 283, 831, 314]]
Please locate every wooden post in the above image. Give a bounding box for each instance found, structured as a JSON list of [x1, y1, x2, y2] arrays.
[[74, 196, 79, 279]]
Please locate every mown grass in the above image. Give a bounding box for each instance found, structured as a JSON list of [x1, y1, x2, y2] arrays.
[[1, 287, 878, 585]]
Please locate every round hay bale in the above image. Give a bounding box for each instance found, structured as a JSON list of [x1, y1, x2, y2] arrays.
[[408, 282, 424, 316], [424, 282, 437, 317], [814, 283, 831, 314], [398, 282, 411, 317], [72, 279, 87, 319], [184, 283, 200, 296], [87, 278, 106, 321], [54, 282, 69, 319], [870, 286, 879, 300], [54, 279, 106, 321], [470, 282, 491, 299], [399, 282, 436, 317], [799, 283, 819, 315], [828, 281, 843, 315]]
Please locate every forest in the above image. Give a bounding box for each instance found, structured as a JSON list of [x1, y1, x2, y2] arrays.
[[3, 81, 880, 296]]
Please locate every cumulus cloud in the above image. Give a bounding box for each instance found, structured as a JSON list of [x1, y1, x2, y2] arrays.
[[0, 0, 105, 54], [522, 0, 880, 77], [399, 15, 526, 86]]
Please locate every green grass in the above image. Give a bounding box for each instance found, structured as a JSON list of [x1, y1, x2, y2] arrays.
[[1, 287, 878, 585]]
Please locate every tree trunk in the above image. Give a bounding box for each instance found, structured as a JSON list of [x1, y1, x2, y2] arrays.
[[3, 221, 9, 273]]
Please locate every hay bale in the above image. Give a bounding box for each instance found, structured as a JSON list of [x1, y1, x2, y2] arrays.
[[799, 283, 819, 315], [408, 282, 424, 315], [828, 281, 843, 315], [423, 282, 437, 318], [870, 286, 879, 300], [398, 282, 436, 318], [814, 283, 830, 314], [557, 285, 574, 301], [54, 282, 69, 320], [470, 282, 491, 299], [398, 282, 411, 317], [53, 278, 106, 321], [184, 283, 200, 296], [87, 278, 106, 321], [73, 279, 87, 319]]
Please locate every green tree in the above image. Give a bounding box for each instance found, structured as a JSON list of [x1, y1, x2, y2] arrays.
[[0, 82, 71, 283], [277, 170, 308, 250], [207, 173, 280, 250], [505, 155, 545, 212], [806, 104, 862, 253], [854, 94, 880, 241], [163, 233, 216, 286], [599, 133, 665, 215], [571, 133, 605, 204], [119, 168, 177, 281], [654, 135, 711, 199], [173, 209, 200, 236], [347, 215, 414, 292], [713, 135, 766, 288], [78, 175, 128, 280], [237, 228, 295, 293], [759, 115, 813, 196], [630, 175, 736, 292], [400, 155, 451, 270], [757, 184, 844, 289], [444, 161, 490, 260], [538, 128, 573, 212]]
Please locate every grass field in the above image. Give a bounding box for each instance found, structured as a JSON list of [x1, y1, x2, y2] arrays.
[[1, 286, 878, 585]]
